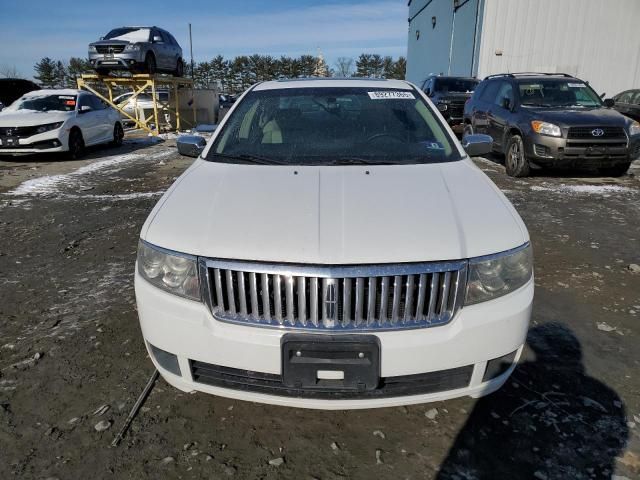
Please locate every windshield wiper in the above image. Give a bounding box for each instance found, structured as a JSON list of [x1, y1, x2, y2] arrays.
[[329, 157, 393, 165], [209, 153, 288, 165]]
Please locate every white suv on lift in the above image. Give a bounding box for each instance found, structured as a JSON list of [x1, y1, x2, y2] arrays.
[[135, 79, 533, 409]]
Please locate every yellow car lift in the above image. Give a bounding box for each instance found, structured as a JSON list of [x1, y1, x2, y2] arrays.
[[76, 73, 197, 136]]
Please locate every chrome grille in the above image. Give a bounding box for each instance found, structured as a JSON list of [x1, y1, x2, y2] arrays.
[[199, 260, 467, 331], [96, 45, 125, 54]]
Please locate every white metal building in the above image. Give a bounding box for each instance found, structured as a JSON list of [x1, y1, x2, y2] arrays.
[[406, 0, 640, 97]]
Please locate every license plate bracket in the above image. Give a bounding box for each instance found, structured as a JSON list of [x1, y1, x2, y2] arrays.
[[281, 334, 380, 392]]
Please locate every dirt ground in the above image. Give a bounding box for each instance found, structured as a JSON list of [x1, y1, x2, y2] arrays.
[[1, 135, 639, 480]]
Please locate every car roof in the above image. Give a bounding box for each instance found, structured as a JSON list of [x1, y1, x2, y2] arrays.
[[254, 78, 413, 91], [23, 89, 84, 97]]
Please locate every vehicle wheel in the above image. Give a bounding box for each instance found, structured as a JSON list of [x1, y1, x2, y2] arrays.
[[505, 134, 530, 177], [68, 129, 85, 159], [174, 58, 184, 77], [111, 123, 124, 147], [599, 162, 631, 177], [144, 53, 156, 75]]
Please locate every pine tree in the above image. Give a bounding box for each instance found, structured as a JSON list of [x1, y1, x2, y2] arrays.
[[34, 57, 58, 87], [66, 57, 92, 87], [312, 51, 330, 77]]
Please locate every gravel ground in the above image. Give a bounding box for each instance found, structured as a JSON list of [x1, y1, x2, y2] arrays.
[[0, 136, 639, 480]]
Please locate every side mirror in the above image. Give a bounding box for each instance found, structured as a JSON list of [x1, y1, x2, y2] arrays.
[[153, 35, 163, 43], [603, 98, 615, 108], [461, 133, 493, 157], [176, 135, 206, 158], [501, 97, 511, 110], [79, 105, 92, 114]]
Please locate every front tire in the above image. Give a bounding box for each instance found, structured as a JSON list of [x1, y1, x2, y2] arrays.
[[599, 162, 631, 177], [174, 58, 184, 77], [505, 134, 530, 177], [67, 129, 85, 159], [111, 123, 124, 147], [144, 53, 156, 75]]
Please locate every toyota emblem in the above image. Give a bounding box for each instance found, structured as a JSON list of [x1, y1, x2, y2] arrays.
[[591, 128, 605, 137]]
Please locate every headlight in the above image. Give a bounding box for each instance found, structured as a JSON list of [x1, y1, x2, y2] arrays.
[[124, 43, 140, 51], [36, 122, 64, 134], [531, 120, 562, 137], [629, 121, 640, 136], [137, 241, 200, 300], [465, 244, 533, 305], [89, 45, 97, 53]]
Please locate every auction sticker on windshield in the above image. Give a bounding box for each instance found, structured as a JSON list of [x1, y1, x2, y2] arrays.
[[368, 91, 415, 100], [567, 83, 586, 88]]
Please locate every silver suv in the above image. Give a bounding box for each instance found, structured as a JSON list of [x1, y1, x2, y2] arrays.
[[88, 26, 184, 76]]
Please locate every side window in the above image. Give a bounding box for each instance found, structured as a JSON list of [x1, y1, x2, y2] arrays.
[[88, 95, 106, 110], [618, 91, 632, 104], [632, 91, 640, 105], [479, 80, 500, 103], [494, 81, 514, 108], [77, 95, 91, 110]]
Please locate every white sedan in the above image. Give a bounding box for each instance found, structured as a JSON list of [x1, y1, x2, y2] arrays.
[[0, 89, 123, 158]]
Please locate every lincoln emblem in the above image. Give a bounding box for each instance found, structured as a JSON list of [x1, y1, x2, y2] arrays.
[[323, 280, 338, 327]]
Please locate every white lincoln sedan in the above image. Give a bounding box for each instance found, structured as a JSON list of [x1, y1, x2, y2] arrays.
[[0, 89, 123, 157], [135, 78, 533, 409]]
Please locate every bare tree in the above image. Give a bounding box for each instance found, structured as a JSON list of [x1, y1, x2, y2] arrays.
[[334, 57, 354, 78], [0, 65, 22, 79]]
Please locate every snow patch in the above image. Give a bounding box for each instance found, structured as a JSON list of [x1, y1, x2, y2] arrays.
[[530, 184, 635, 195], [8, 148, 173, 197]]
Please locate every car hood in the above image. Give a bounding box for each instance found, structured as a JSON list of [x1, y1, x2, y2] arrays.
[[524, 106, 630, 127], [142, 159, 528, 264], [0, 110, 71, 126]]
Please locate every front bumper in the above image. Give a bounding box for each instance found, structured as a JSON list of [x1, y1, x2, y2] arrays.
[[525, 132, 640, 167], [0, 129, 67, 154], [89, 51, 144, 70], [135, 271, 533, 409]]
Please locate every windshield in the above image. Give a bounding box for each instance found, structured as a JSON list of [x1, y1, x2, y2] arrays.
[[435, 78, 479, 93], [208, 87, 461, 165], [104, 27, 150, 42], [7, 94, 77, 112], [518, 80, 602, 107]]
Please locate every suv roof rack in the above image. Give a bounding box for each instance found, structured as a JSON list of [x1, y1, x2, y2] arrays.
[[484, 72, 576, 80]]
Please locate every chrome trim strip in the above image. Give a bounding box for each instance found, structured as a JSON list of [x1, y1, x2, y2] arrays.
[[261, 273, 271, 321], [202, 258, 468, 277]]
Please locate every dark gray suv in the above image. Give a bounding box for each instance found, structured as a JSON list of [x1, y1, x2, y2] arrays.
[[464, 73, 640, 177], [89, 26, 184, 76]]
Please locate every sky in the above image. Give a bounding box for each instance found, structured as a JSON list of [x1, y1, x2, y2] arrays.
[[0, 0, 408, 80]]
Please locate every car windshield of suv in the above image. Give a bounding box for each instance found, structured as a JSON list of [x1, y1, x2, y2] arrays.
[[518, 80, 602, 108], [6, 94, 77, 112], [435, 78, 479, 93], [208, 87, 461, 165], [104, 27, 150, 42]]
